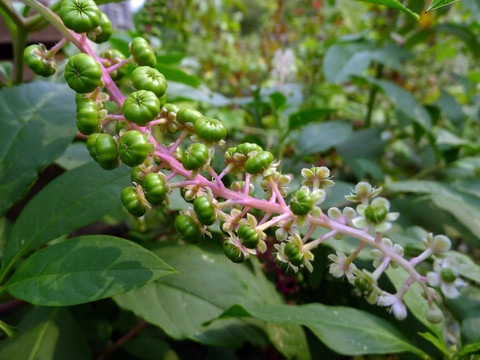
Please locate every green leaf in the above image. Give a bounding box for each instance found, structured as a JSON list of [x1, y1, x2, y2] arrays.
[[214, 303, 426, 357], [450, 251, 480, 283], [54, 142, 92, 170], [0, 307, 90, 359], [0, 61, 12, 82], [434, 90, 465, 130], [114, 244, 310, 359], [461, 306, 480, 345], [427, 0, 460, 12], [386, 267, 444, 336], [323, 43, 374, 84], [295, 121, 352, 156], [387, 180, 480, 244], [1, 163, 130, 277], [356, 0, 420, 20], [6, 235, 174, 306], [367, 78, 432, 131], [156, 64, 201, 88], [436, 24, 480, 57], [288, 108, 336, 130], [0, 82, 77, 217], [418, 332, 449, 356], [337, 127, 385, 179], [156, 52, 187, 65], [456, 340, 480, 357]]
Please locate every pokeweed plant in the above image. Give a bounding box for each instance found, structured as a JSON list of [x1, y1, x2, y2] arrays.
[[0, 0, 478, 359]]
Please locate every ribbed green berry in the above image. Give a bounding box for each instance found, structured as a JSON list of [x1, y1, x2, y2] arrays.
[[118, 130, 152, 167], [174, 214, 202, 243], [121, 187, 146, 217], [237, 224, 259, 249], [244, 151, 273, 174], [193, 196, 216, 225], [182, 143, 209, 170], [142, 172, 166, 205], [223, 241, 246, 263], [284, 242, 303, 266], [289, 190, 313, 215]]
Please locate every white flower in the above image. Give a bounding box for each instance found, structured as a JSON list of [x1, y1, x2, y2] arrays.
[[371, 238, 404, 268], [377, 293, 407, 320], [352, 197, 399, 234], [423, 233, 451, 254], [427, 257, 467, 299], [328, 251, 357, 283], [345, 182, 382, 204], [301, 166, 335, 189]]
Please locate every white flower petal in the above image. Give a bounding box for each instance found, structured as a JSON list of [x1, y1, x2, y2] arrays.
[[427, 272, 440, 286]]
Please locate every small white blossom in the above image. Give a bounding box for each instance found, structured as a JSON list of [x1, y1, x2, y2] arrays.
[[345, 182, 382, 204], [352, 197, 399, 234], [328, 251, 357, 283], [377, 293, 407, 320], [427, 257, 466, 299]]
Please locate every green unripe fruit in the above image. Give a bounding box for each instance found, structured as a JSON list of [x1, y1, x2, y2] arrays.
[[131, 166, 146, 185], [441, 268, 456, 283], [244, 151, 274, 174], [354, 277, 372, 293], [76, 98, 99, 135], [182, 143, 209, 170], [237, 224, 259, 249], [129, 37, 157, 67], [176, 108, 203, 124], [86, 132, 101, 161], [236, 142, 263, 156], [142, 173, 166, 205], [23, 44, 56, 77], [131, 66, 167, 97], [174, 214, 202, 243], [60, 0, 101, 33], [121, 187, 146, 217], [194, 117, 227, 142], [64, 53, 102, 93], [118, 130, 152, 167], [122, 90, 160, 125], [223, 241, 246, 263], [87, 13, 112, 43], [284, 242, 303, 266], [95, 134, 119, 170], [364, 205, 388, 224], [100, 49, 127, 81], [193, 196, 216, 225], [289, 190, 313, 215]]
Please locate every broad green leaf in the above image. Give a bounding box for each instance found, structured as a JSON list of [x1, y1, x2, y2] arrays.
[[450, 251, 480, 283], [0, 61, 12, 82], [0, 217, 11, 261], [456, 340, 480, 357], [156, 64, 201, 88], [295, 121, 352, 156], [386, 267, 444, 336], [356, 0, 420, 20], [214, 303, 426, 357], [0, 307, 90, 360], [6, 235, 174, 306], [337, 127, 385, 179], [427, 0, 460, 12], [434, 90, 465, 129], [387, 180, 480, 243], [114, 244, 310, 359], [288, 108, 336, 129], [367, 78, 431, 131], [1, 163, 130, 277], [418, 332, 449, 357], [436, 24, 480, 57], [54, 142, 92, 170], [0, 82, 77, 216], [156, 52, 187, 65], [461, 306, 480, 345], [323, 43, 374, 84]]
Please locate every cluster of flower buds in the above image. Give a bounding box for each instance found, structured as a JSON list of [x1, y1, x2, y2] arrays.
[[25, 1, 467, 324]]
